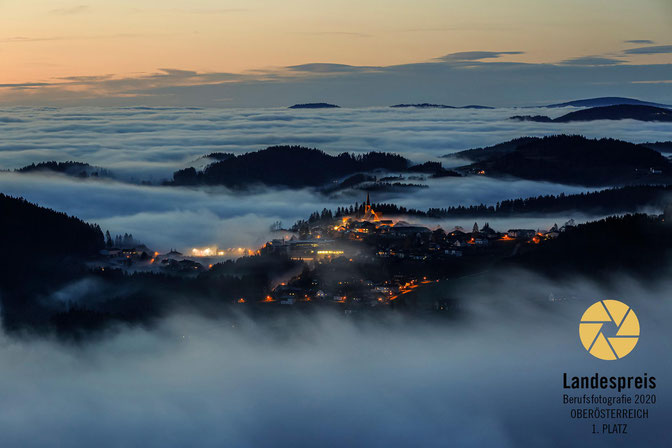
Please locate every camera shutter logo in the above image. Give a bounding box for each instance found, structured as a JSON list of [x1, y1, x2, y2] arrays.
[[579, 300, 639, 360]]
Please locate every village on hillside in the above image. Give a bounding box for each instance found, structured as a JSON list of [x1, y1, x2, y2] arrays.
[[95, 194, 574, 310]]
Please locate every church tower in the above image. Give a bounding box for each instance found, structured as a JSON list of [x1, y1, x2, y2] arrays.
[[364, 193, 371, 215]]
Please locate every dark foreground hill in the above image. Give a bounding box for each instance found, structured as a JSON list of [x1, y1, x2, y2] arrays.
[[0, 194, 302, 337], [641, 141, 672, 153], [0, 194, 105, 331], [511, 214, 672, 280], [512, 104, 672, 123], [0, 194, 104, 261], [448, 135, 672, 186]]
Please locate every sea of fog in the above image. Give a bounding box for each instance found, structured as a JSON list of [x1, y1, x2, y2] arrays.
[[2, 106, 672, 178], [0, 269, 670, 447], [0, 172, 596, 252], [1, 108, 671, 447], [0, 105, 669, 251]]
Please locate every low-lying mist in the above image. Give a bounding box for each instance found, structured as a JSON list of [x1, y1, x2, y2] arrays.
[[0, 172, 593, 251], [0, 269, 669, 447]]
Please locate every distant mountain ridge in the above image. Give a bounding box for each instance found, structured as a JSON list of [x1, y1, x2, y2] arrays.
[[545, 97, 671, 108], [289, 103, 340, 109], [16, 161, 111, 178], [512, 105, 672, 123], [391, 103, 493, 109]]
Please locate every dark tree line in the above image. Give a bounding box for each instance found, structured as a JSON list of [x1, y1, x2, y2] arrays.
[[16, 161, 110, 178], [105, 231, 137, 248], [294, 185, 672, 229], [0, 193, 104, 259], [0, 194, 105, 333]]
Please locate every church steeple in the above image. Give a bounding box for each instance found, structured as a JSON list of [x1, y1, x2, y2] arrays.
[[366, 192, 370, 207]]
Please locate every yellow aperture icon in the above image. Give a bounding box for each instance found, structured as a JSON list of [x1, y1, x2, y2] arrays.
[[579, 300, 639, 360]]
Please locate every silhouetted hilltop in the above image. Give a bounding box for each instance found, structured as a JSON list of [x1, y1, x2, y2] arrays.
[[449, 135, 672, 186], [407, 161, 461, 178], [0, 194, 104, 259], [0, 193, 306, 337], [555, 105, 672, 122], [391, 103, 493, 109], [0, 194, 105, 331], [511, 105, 672, 123], [289, 103, 340, 109], [170, 146, 410, 188], [16, 161, 110, 178], [202, 152, 235, 161], [545, 97, 670, 108], [445, 137, 538, 163]]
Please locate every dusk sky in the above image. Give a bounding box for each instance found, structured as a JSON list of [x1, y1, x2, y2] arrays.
[[1, 0, 671, 106], [2, 4, 672, 447]]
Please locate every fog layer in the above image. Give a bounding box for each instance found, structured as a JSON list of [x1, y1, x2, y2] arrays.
[[0, 270, 669, 447]]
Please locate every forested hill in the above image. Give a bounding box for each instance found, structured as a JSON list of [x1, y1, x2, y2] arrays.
[[512, 104, 672, 123], [448, 135, 672, 186], [0, 194, 105, 330], [510, 214, 672, 280], [298, 185, 672, 224], [641, 141, 672, 153], [16, 161, 110, 178], [170, 146, 411, 188], [0, 194, 104, 258]]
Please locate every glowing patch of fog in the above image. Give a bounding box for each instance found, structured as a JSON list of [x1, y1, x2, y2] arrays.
[[0, 106, 670, 179], [0, 271, 669, 447], [0, 172, 595, 252]]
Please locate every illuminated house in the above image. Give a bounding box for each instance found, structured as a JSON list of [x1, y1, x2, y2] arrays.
[[267, 239, 345, 261], [391, 225, 431, 237], [507, 229, 536, 239]]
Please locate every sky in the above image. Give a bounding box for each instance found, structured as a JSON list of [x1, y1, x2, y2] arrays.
[[1, 0, 671, 106]]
